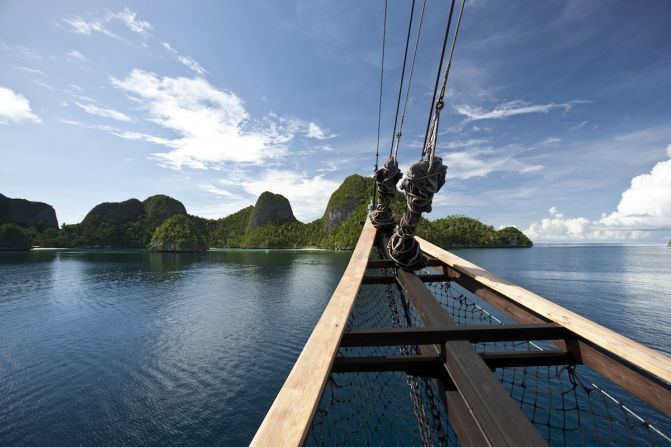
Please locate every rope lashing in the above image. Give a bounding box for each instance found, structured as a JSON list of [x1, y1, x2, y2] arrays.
[[388, 158, 447, 270], [370, 157, 402, 232]]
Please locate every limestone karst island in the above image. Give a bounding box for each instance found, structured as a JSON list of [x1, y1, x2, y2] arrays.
[[0, 175, 531, 251]]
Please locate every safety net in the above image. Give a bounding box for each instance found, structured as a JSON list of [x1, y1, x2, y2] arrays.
[[306, 265, 671, 446]]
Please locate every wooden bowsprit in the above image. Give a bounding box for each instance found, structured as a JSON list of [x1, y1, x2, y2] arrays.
[[253, 226, 671, 446]]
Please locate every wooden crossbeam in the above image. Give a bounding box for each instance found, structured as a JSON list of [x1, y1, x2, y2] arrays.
[[361, 273, 447, 284], [365, 258, 443, 269], [332, 350, 575, 374], [341, 323, 571, 347], [395, 268, 548, 447]]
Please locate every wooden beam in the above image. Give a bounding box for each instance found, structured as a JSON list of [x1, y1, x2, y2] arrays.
[[332, 351, 575, 374], [396, 268, 548, 447], [332, 354, 443, 375], [251, 219, 377, 447], [361, 273, 448, 284], [480, 351, 576, 369], [417, 237, 671, 417], [341, 323, 570, 347], [366, 258, 443, 269]]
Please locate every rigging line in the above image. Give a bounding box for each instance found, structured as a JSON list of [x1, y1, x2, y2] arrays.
[[436, 0, 466, 121], [388, 0, 417, 160], [374, 0, 388, 173], [392, 0, 427, 161], [421, 0, 456, 158], [427, 0, 466, 164], [372, 0, 388, 206]]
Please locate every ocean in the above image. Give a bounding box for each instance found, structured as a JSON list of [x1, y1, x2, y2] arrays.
[[0, 245, 669, 445]]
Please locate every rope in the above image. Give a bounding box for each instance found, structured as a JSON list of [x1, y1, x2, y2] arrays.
[[421, 0, 456, 157], [392, 0, 427, 161], [388, 0, 417, 159], [423, 0, 466, 166], [370, 157, 402, 232], [372, 0, 388, 209], [387, 159, 446, 270]]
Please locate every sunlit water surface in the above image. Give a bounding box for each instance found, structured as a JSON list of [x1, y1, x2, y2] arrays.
[[0, 245, 669, 445]]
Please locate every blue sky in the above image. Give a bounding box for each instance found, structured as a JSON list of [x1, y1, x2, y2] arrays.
[[1, 0, 670, 242]]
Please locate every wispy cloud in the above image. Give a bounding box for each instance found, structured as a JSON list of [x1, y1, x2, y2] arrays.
[[0, 42, 42, 60], [63, 7, 152, 39], [33, 80, 55, 91], [306, 122, 336, 140], [439, 146, 543, 180], [455, 100, 583, 122], [107, 69, 334, 170], [109, 69, 297, 169], [76, 102, 131, 122], [161, 42, 206, 75], [66, 50, 88, 63], [13, 65, 46, 76], [0, 86, 42, 124]]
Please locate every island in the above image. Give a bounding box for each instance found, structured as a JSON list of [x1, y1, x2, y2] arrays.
[[149, 214, 207, 252], [1, 174, 533, 251]]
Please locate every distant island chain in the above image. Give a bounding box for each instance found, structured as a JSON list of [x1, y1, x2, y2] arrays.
[[0, 175, 532, 252]]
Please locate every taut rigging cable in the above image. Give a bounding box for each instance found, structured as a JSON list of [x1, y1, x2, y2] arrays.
[[421, 0, 456, 159], [392, 0, 427, 161], [372, 0, 388, 207], [388, 0, 417, 160], [423, 0, 466, 166]]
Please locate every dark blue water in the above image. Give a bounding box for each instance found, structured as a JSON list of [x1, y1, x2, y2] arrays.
[[0, 245, 669, 445]]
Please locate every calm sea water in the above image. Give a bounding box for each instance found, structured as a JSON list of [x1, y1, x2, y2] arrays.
[[0, 245, 669, 445]]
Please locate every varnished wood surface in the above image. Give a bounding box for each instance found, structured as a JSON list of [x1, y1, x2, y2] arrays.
[[251, 220, 377, 447]]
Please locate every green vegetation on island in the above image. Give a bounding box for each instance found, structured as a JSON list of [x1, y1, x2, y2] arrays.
[[150, 214, 207, 252], [1, 174, 533, 251], [0, 223, 33, 250]]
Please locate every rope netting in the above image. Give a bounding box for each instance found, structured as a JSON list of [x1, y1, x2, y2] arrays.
[[306, 267, 671, 446]]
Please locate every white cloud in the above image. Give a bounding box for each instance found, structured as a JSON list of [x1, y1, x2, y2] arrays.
[[241, 170, 340, 221], [63, 8, 151, 39], [112, 8, 152, 34], [306, 122, 336, 140], [33, 79, 54, 91], [441, 148, 543, 180], [64, 16, 117, 38], [455, 100, 580, 122], [197, 184, 239, 198], [526, 146, 671, 241], [67, 50, 88, 62], [525, 208, 651, 241], [13, 65, 46, 76], [76, 102, 131, 122], [110, 69, 300, 169], [596, 148, 671, 230], [161, 42, 206, 75], [0, 86, 41, 124]]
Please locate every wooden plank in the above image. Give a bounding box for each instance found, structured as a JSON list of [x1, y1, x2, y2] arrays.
[[251, 219, 377, 447], [418, 237, 671, 417], [396, 269, 548, 447], [341, 323, 570, 347], [480, 351, 576, 369]]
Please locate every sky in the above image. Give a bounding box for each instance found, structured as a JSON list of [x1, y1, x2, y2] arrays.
[[1, 0, 670, 243]]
